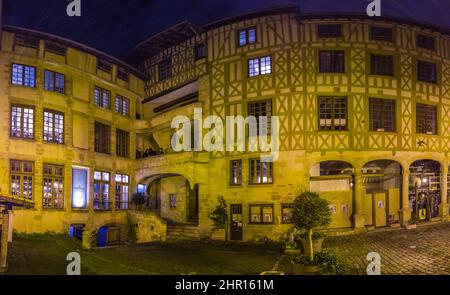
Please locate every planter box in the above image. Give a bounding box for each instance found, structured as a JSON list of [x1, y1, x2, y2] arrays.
[[210, 228, 226, 241]]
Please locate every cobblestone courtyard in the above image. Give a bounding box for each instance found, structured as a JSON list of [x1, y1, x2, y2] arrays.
[[323, 222, 450, 275]]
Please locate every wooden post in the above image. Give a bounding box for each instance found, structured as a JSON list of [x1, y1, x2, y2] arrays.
[[0, 208, 9, 272]]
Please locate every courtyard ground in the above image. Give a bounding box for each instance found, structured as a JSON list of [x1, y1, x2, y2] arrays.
[[2, 222, 449, 275], [324, 222, 450, 275]]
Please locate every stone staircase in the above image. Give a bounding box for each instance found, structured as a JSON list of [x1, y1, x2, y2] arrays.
[[166, 223, 201, 241]]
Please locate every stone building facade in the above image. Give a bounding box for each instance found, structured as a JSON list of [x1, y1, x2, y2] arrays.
[[1, 6, 450, 243]]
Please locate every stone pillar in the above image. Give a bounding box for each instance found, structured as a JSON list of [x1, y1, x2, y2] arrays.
[[0, 209, 10, 272], [440, 166, 449, 220], [81, 229, 92, 250], [400, 167, 411, 225], [352, 170, 365, 229]]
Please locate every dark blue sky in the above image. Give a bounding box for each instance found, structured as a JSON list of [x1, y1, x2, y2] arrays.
[[3, 0, 450, 57]]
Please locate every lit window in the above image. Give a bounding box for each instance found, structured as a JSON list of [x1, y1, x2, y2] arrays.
[[248, 56, 272, 77], [12, 63, 36, 87], [94, 87, 111, 109], [238, 27, 256, 46], [10, 160, 34, 201], [44, 70, 65, 94], [115, 95, 130, 116], [43, 164, 64, 209], [11, 105, 34, 139], [115, 173, 129, 210], [94, 171, 110, 210], [250, 159, 273, 184], [44, 110, 64, 144]]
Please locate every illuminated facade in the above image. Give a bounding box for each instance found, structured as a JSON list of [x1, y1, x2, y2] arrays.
[[1, 6, 450, 243]]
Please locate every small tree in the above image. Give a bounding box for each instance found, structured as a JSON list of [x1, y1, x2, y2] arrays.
[[292, 192, 331, 262], [208, 196, 228, 230]]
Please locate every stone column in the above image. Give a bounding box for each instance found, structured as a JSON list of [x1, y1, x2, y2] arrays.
[[400, 167, 411, 225], [0, 209, 10, 272], [440, 166, 449, 220], [352, 170, 365, 229]]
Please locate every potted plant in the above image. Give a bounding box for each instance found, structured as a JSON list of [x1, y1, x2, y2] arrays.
[[131, 192, 147, 211], [291, 192, 331, 263], [208, 196, 228, 241], [300, 231, 326, 256]]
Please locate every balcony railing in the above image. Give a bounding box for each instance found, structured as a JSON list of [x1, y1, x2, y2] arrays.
[[93, 200, 112, 211]]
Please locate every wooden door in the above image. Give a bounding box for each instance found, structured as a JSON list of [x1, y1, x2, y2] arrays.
[[230, 204, 243, 241]]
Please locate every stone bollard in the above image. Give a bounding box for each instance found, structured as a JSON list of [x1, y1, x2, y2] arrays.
[[81, 230, 92, 250], [0, 210, 10, 272]]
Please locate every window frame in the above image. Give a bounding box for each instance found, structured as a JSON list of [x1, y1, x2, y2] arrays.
[[237, 27, 257, 47], [416, 103, 438, 135], [14, 34, 39, 49], [94, 122, 111, 154], [281, 204, 294, 224], [230, 159, 243, 186], [11, 63, 36, 88], [93, 170, 111, 211], [44, 70, 66, 94], [43, 109, 65, 144], [158, 58, 172, 81], [10, 160, 34, 201], [249, 158, 273, 185], [248, 99, 273, 136], [45, 41, 67, 56], [318, 96, 348, 131], [318, 50, 345, 73], [369, 98, 397, 132], [417, 60, 438, 84], [115, 95, 130, 117], [248, 55, 272, 77], [10, 104, 35, 140], [116, 129, 130, 158], [317, 24, 342, 38], [370, 26, 394, 42], [416, 34, 436, 51], [97, 59, 113, 73], [94, 86, 111, 109], [194, 44, 207, 60], [370, 54, 395, 77], [249, 204, 274, 225], [115, 173, 129, 210], [117, 68, 129, 82], [43, 164, 64, 209]]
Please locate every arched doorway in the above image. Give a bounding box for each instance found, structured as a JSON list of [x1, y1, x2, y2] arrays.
[[409, 160, 441, 222], [363, 160, 402, 228], [310, 161, 354, 229], [137, 174, 199, 225]]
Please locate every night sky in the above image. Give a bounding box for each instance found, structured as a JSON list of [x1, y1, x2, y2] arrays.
[[3, 0, 450, 58]]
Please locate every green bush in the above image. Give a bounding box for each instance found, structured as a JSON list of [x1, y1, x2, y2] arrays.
[[208, 196, 228, 230], [291, 251, 351, 275]]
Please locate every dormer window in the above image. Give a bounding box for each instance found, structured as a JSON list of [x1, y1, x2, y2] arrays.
[[45, 41, 67, 56], [14, 34, 39, 49], [318, 24, 342, 38], [117, 68, 129, 82]]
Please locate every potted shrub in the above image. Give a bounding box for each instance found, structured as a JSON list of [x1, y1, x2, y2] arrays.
[[291, 192, 331, 263], [208, 196, 228, 241], [290, 251, 351, 275]]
